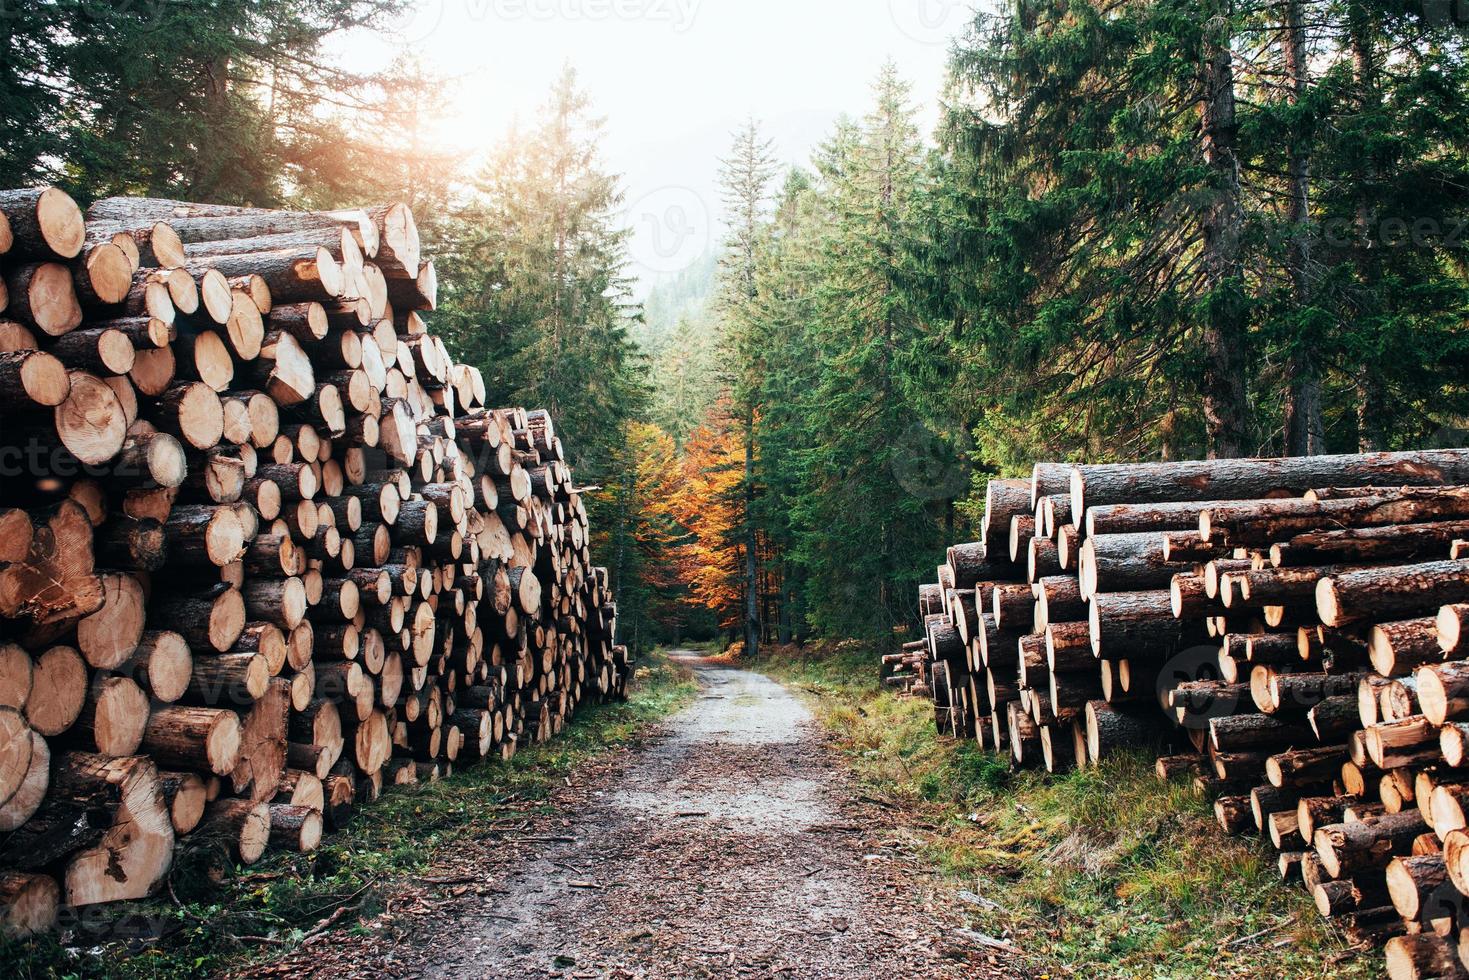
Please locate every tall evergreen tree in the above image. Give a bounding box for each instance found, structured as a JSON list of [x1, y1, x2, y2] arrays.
[[715, 118, 779, 656], [435, 67, 650, 637], [438, 66, 645, 480], [0, 1, 403, 204], [790, 65, 943, 635]]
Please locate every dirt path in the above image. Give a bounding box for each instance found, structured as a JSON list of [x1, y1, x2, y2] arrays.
[[263, 655, 1014, 978]]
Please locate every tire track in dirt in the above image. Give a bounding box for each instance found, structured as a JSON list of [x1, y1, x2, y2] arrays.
[[259, 654, 1015, 978]]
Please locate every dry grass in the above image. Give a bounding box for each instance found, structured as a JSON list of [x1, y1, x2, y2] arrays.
[[751, 640, 1376, 979]]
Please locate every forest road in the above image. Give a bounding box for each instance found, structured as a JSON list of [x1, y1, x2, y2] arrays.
[[259, 654, 1014, 978]]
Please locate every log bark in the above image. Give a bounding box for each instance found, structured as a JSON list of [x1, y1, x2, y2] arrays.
[[1202, 488, 1469, 546], [1320, 561, 1469, 627], [1070, 449, 1469, 517], [142, 706, 241, 776], [1079, 532, 1192, 598]]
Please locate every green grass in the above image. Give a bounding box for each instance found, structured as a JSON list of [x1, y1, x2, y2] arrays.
[[750, 641, 1374, 980], [0, 651, 697, 980]]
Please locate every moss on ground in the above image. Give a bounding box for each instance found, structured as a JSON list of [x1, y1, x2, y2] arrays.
[[750, 640, 1374, 980], [0, 652, 696, 980]]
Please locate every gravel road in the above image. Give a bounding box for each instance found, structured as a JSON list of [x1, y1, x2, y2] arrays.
[[255, 654, 1014, 978]]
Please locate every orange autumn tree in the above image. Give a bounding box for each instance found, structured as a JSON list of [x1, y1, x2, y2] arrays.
[[670, 400, 746, 631], [595, 421, 696, 645]]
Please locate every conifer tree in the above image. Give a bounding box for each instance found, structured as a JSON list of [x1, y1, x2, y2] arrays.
[[438, 66, 645, 482], [0, 1, 402, 203], [715, 118, 779, 656]]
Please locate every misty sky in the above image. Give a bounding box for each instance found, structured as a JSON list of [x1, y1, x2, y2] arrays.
[[333, 0, 980, 293]]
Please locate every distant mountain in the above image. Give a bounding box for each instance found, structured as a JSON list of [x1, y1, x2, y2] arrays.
[[635, 250, 719, 356]]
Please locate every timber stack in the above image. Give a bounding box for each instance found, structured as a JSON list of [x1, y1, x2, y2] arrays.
[[901, 448, 1469, 977], [0, 187, 629, 938]]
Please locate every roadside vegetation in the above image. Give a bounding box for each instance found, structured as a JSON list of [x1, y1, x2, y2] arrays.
[[751, 642, 1373, 980], [0, 653, 696, 980]]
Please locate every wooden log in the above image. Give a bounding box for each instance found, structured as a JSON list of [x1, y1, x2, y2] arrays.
[[0, 349, 68, 409], [74, 572, 146, 670], [141, 703, 244, 776], [1089, 590, 1203, 658], [0, 870, 60, 936], [158, 771, 207, 835], [49, 325, 135, 376], [1315, 810, 1429, 878], [254, 330, 316, 407], [1215, 794, 1254, 833], [268, 803, 323, 853], [151, 585, 245, 654], [1070, 450, 1469, 518], [1202, 489, 1469, 547], [1266, 746, 1345, 788], [4, 263, 82, 336], [230, 679, 289, 802], [53, 753, 173, 906], [1313, 874, 1390, 916], [183, 247, 343, 305], [1319, 560, 1469, 627], [1383, 934, 1468, 980], [1366, 716, 1440, 769], [982, 478, 1029, 553], [1308, 695, 1360, 743], [1273, 520, 1469, 568], [51, 371, 127, 464], [1079, 532, 1191, 597], [1418, 661, 1469, 727], [149, 380, 223, 451], [1297, 794, 1357, 843], [945, 542, 1009, 589], [1084, 701, 1161, 762], [1370, 618, 1445, 676], [73, 675, 149, 757], [0, 187, 86, 259], [1209, 713, 1313, 753], [23, 645, 87, 737], [199, 798, 270, 864]]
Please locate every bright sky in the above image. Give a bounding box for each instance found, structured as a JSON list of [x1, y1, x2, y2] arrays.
[[333, 0, 983, 294]]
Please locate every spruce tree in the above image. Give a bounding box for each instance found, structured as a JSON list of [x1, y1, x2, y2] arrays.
[[0, 1, 402, 204], [714, 118, 779, 655]]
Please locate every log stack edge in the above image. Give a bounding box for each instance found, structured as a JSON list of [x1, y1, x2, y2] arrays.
[[900, 449, 1469, 979], [0, 187, 630, 937]]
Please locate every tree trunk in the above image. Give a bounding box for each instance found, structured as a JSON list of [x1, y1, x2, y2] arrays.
[[1197, 0, 1250, 458], [743, 404, 759, 658], [1281, 0, 1323, 456]]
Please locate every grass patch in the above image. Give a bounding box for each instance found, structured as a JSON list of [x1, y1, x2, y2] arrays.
[[749, 640, 1373, 979], [0, 651, 696, 980]]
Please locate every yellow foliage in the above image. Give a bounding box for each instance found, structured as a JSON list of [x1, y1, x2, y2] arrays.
[[668, 399, 746, 629]]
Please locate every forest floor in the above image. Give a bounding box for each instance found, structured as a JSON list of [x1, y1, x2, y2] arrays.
[[248, 652, 1007, 978]]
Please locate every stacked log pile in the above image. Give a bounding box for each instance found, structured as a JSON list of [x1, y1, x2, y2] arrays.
[[0, 188, 629, 938], [901, 449, 1469, 977]]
